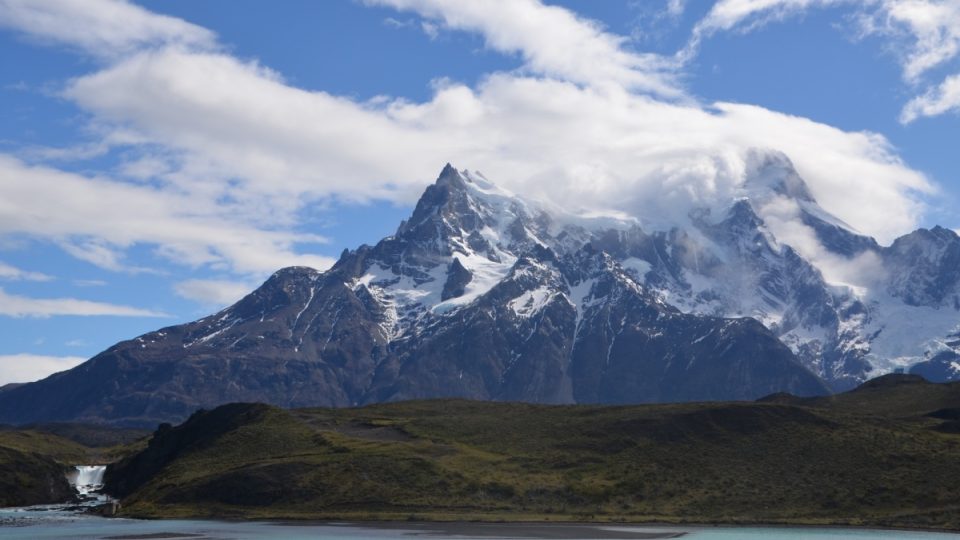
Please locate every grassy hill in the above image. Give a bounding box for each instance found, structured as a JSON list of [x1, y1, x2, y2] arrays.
[[0, 423, 148, 507], [104, 374, 960, 530]]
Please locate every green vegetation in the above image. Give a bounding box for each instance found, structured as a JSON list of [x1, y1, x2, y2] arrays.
[[0, 445, 75, 507], [15, 423, 152, 452], [0, 430, 91, 464], [0, 423, 149, 465], [104, 375, 960, 530], [0, 423, 149, 507]]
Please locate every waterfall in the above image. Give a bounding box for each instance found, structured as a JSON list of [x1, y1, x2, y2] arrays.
[[68, 465, 106, 496]]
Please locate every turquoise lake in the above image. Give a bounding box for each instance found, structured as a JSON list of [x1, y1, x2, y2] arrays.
[[1, 506, 959, 540]]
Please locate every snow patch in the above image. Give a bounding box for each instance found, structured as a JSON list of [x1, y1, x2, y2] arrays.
[[862, 291, 960, 374], [621, 257, 652, 280], [434, 250, 516, 314], [567, 278, 599, 333], [509, 286, 555, 318]]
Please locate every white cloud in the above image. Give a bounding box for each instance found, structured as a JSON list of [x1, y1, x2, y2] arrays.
[[757, 193, 889, 290], [859, 0, 960, 122], [682, 0, 848, 60], [681, 0, 960, 122], [0, 0, 940, 291], [420, 20, 439, 40], [0, 261, 52, 281], [54, 46, 931, 243], [72, 279, 107, 287], [689, 0, 960, 84], [692, 0, 848, 32], [0, 2, 341, 278], [626, 1, 689, 43], [366, 0, 683, 97], [174, 278, 253, 308], [0, 155, 335, 274], [62, 50, 430, 206], [667, 0, 688, 17], [58, 238, 153, 274], [0, 354, 86, 386], [0, 0, 216, 59], [0, 287, 167, 318], [901, 72, 960, 121], [858, 0, 960, 82], [21, 141, 111, 162]]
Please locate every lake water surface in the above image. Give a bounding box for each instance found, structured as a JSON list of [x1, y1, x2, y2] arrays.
[[2, 506, 959, 540]]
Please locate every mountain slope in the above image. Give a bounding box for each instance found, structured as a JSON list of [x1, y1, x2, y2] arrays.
[[583, 152, 960, 390], [2, 156, 957, 425], [0, 163, 830, 426]]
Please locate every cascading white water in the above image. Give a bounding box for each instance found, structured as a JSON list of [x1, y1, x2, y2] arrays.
[[68, 465, 106, 496]]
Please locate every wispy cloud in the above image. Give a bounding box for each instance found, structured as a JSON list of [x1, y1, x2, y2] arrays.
[[858, 0, 960, 82], [902, 72, 960, 122], [0, 1, 338, 278], [72, 279, 107, 287], [0, 353, 86, 385], [0, 0, 215, 59], [47, 20, 927, 244], [680, 0, 847, 62], [859, 0, 960, 123], [367, 0, 684, 97], [174, 278, 253, 308], [0, 155, 335, 274], [667, 0, 687, 17], [384, 16, 439, 40], [684, 0, 960, 85], [0, 0, 941, 289], [0, 287, 168, 318], [0, 260, 52, 281], [679, 0, 960, 123]]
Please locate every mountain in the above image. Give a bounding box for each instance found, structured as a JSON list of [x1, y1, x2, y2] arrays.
[[1, 155, 957, 426], [578, 152, 960, 391]]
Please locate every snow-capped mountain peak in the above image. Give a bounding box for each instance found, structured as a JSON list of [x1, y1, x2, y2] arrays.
[[741, 150, 816, 204], [2, 161, 956, 426], [335, 163, 948, 392]]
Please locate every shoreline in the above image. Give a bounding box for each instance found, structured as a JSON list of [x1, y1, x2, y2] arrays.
[[316, 519, 960, 537], [91, 519, 960, 539], [321, 521, 689, 539], [98, 511, 960, 536], [8, 494, 960, 536], [10, 497, 960, 534], [7, 504, 960, 538]]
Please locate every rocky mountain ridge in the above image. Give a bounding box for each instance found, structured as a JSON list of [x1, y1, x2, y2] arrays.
[[1, 155, 957, 426]]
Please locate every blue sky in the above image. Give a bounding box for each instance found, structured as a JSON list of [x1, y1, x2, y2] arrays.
[[0, 0, 958, 385]]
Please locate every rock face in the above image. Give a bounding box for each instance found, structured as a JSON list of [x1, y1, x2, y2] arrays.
[[911, 351, 960, 383], [1, 156, 957, 426]]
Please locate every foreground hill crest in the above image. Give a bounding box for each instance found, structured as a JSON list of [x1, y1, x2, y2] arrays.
[[104, 376, 960, 528], [2, 157, 958, 426]]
